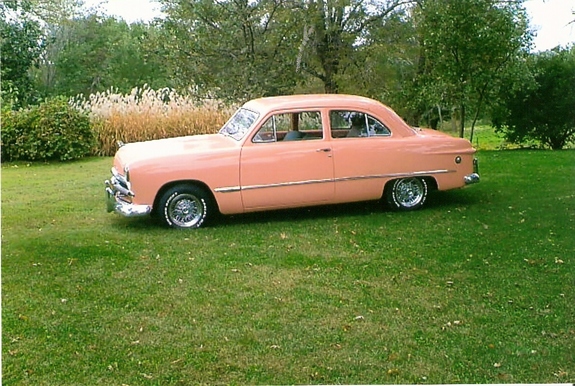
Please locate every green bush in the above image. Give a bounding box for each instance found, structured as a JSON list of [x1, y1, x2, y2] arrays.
[[1, 97, 95, 162], [492, 47, 575, 150]]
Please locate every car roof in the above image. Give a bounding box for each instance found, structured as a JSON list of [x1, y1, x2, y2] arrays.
[[242, 94, 416, 137], [243, 94, 386, 112]]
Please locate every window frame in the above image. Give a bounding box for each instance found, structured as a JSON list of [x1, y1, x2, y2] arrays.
[[329, 110, 391, 139]]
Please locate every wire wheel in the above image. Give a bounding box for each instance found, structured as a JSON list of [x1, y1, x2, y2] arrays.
[[387, 177, 428, 211], [158, 185, 211, 228]]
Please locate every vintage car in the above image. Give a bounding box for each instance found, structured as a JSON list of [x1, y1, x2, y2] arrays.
[[105, 94, 479, 229]]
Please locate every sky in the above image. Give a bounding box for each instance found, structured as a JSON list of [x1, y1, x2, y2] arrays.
[[83, 0, 575, 52]]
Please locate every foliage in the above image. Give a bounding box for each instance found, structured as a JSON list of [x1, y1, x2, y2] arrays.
[[71, 87, 235, 156], [2, 151, 575, 384], [352, 13, 423, 123], [36, 16, 174, 98], [1, 0, 82, 24], [413, 0, 532, 139], [159, 0, 302, 101], [0, 8, 44, 107], [0, 97, 95, 162], [158, 0, 414, 99], [0, 0, 86, 105], [492, 47, 575, 150], [294, 0, 411, 94]]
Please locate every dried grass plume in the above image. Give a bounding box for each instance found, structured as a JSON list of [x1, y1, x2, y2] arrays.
[[71, 86, 235, 156]]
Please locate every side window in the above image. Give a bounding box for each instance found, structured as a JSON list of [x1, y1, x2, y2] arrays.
[[252, 116, 278, 143], [368, 115, 391, 136], [253, 111, 323, 143], [330, 110, 391, 138]]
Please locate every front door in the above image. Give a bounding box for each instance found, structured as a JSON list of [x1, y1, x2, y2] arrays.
[[240, 110, 334, 211]]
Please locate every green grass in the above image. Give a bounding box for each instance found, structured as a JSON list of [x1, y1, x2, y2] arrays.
[[439, 124, 542, 151], [2, 151, 575, 385]]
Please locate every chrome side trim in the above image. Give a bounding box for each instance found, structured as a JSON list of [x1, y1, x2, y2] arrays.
[[336, 169, 453, 183], [241, 178, 333, 191], [214, 186, 242, 193], [214, 169, 455, 193]]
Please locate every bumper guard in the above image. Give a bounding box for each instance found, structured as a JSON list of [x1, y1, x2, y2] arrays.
[[464, 158, 480, 185], [105, 179, 151, 217]]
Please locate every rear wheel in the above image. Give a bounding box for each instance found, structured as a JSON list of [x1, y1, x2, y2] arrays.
[[386, 177, 428, 211], [157, 184, 213, 228]]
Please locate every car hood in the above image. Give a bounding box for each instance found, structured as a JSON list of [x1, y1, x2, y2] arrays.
[[115, 134, 237, 168]]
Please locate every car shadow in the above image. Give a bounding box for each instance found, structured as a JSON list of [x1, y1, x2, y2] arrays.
[[109, 189, 479, 230], [425, 189, 480, 209], [216, 200, 383, 228]]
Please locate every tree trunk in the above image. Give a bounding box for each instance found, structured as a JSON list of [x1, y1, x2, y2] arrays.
[[323, 74, 338, 93], [459, 103, 465, 138]]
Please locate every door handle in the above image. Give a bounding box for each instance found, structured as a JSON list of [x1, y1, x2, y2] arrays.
[[316, 148, 331, 153]]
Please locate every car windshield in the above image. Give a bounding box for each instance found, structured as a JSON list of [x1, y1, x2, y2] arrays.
[[219, 108, 259, 141]]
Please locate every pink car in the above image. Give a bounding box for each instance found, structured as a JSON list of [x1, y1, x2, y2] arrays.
[[105, 94, 479, 229]]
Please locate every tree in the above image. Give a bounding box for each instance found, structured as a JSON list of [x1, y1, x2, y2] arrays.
[[354, 12, 424, 123], [159, 0, 303, 101], [413, 0, 531, 139], [157, 0, 414, 99], [492, 47, 575, 150], [36, 16, 173, 97], [0, 5, 44, 106], [295, 0, 412, 93]]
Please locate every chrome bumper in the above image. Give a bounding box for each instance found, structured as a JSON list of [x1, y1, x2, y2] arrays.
[[105, 177, 151, 217], [464, 173, 480, 185], [464, 158, 480, 185]]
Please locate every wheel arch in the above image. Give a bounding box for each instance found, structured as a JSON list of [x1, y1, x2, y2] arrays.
[[153, 180, 219, 216]]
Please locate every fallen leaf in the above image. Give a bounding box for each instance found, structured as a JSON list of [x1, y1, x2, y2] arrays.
[[388, 352, 399, 361]]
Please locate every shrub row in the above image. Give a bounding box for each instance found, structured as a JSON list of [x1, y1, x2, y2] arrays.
[[1, 88, 235, 161], [1, 97, 95, 162]]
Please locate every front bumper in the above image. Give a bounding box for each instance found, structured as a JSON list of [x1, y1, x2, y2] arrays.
[[105, 171, 151, 217]]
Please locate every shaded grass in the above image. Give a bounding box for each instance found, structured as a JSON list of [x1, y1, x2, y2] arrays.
[[2, 151, 575, 385]]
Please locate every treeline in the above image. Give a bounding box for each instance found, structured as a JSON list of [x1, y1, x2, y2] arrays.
[[1, 0, 574, 158]]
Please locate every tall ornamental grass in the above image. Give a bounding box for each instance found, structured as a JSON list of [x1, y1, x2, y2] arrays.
[[72, 86, 236, 156]]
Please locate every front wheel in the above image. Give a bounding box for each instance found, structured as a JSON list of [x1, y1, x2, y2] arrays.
[[386, 177, 428, 211], [157, 184, 213, 228]]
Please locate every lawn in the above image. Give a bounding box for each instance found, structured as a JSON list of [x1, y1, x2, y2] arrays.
[[2, 150, 574, 385]]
